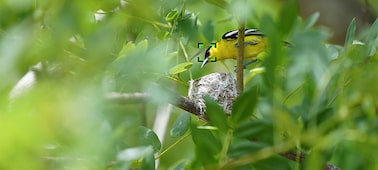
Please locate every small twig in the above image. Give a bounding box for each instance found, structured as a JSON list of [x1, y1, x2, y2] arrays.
[[104, 92, 203, 117], [155, 132, 191, 160], [280, 151, 341, 170], [179, 40, 193, 80], [104, 92, 149, 104], [280, 151, 306, 162]]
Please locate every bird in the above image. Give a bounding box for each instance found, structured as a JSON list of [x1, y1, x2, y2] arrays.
[[201, 29, 267, 68]]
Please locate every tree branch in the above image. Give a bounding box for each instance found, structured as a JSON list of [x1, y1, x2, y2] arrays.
[[104, 92, 203, 117], [105, 92, 149, 104], [280, 151, 340, 170]]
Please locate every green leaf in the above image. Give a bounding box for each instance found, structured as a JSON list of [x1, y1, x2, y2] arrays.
[[253, 155, 292, 170], [138, 126, 161, 153], [228, 140, 267, 158], [169, 62, 193, 75], [345, 18, 356, 47], [204, 0, 228, 9], [177, 12, 199, 39], [117, 146, 147, 161], [172, 161, 186, 170], [191, 123, 222, 167], [165, 10, 179, 23], [305, 107, 335, 129], [304, 12, 320, 29], [364, 18, 378, 56], [278, 0, 297, 35], [231, 87, 259, 126], [234, 119, 274, 144], [116, 146, 155, 169], [157, 31, 170, 40], [197, 125, 218, 130], [202, 21, 214, 41], [170, 112, 191, 137], [141, 146, 155, 170], [116, 40, 148, 61], [205, 97, 229, 132]]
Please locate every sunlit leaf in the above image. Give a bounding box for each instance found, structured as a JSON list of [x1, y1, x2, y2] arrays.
[[197, 125, 218, 130], [116, 40, 148, 61], [117, 146, 147, 161], [157, 31, 171, 40], [304, 12, 320, 29], [344, 18, 356, 47], [169, 62, 193, 75], [166, 10, 179, 23]]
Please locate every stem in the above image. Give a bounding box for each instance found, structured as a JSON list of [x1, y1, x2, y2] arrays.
[[236, 21, 245, 94], [179, 40, 193, 80], [295, 142, 301, 170], [155, 132, 191, 159], [220, 129, 234, 166], [221, 141, 293, 170], [281, 82, 304, 104]]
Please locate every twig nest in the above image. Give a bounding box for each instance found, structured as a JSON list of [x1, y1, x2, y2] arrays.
[[188, 72, 237, 115]]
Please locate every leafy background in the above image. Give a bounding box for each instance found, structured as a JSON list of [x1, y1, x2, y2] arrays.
[[0, 0, 377, 169]]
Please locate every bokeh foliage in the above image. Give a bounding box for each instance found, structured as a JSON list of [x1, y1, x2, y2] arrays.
[[0, 0, 377, 169]]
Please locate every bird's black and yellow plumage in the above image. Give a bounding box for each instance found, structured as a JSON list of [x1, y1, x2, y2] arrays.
[[201, 29, 267, 68]]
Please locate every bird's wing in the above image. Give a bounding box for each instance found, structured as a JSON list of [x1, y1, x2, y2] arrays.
[[234, 41, 258, 47], [222, 29, 264, 40]]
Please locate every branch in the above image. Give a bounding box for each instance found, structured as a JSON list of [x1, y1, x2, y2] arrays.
[[104, 92, 203, 117], [105, 92, 149, 104], [280, 151, 340, 170], [280, 151, 306, 162], [236, 19, 245, 94]]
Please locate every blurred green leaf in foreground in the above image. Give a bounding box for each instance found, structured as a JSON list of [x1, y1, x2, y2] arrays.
[[0, 0, 377, 170]]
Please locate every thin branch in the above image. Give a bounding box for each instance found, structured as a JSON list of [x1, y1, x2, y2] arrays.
[[280, 151, 306, 162], [280, 151, 340, 170], [104, 92, 203, 117], [104, 92, 149, 104], [175, 95, 203, 117]]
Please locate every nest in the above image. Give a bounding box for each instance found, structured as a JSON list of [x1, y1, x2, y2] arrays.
[[188, 72, 237, 115]]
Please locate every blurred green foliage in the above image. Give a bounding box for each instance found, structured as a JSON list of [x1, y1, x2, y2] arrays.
[[0, 0, 377, 170]]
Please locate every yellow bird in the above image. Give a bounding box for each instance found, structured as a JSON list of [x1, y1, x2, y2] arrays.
[[201, 29, 267, 68]]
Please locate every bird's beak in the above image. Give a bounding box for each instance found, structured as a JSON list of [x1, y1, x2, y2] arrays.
[[201, 57, 209, 68], [201, 46, 212, 68]]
